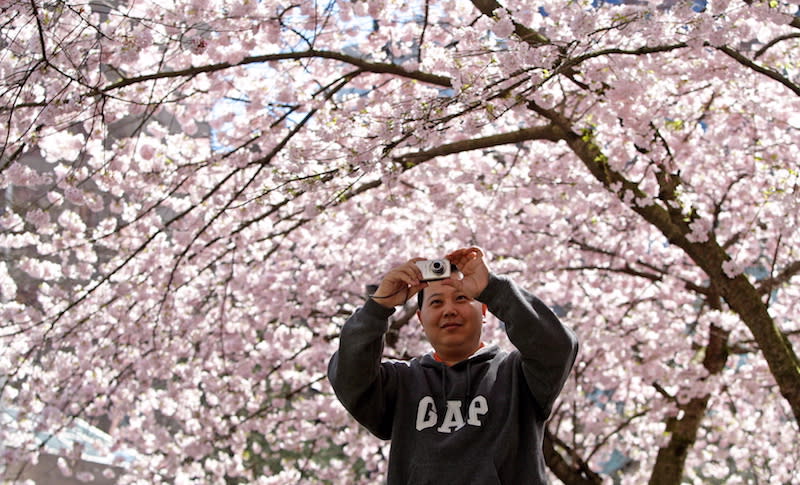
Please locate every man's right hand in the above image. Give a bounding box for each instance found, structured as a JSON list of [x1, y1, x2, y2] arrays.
[[371, 258, 429, 308]]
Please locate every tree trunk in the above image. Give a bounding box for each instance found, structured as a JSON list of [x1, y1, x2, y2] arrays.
[[649, 324, 730, 485]]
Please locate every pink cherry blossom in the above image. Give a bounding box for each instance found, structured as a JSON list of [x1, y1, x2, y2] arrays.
[[1, 0, 799, 483]]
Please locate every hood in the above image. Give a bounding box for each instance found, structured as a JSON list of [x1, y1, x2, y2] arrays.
[[418, 344, 501, 405], [419, 343, 500, 369]]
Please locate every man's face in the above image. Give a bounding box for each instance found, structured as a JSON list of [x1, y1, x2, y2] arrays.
[[417, 280, 486, 361]]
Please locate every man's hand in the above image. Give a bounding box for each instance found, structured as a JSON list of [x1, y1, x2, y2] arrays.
[[371, 258, 429, 309], [444, 247, 490, 298]]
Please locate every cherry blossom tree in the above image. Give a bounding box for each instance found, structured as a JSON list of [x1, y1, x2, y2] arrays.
[[1, 0, 799, 483]]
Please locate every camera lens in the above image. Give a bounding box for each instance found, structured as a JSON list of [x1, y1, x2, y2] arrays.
[[431, 260, 444, 274]]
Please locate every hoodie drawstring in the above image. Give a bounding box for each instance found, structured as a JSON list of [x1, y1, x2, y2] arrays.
[[440, 365, 447, 405], [465, 361, 472, 409]]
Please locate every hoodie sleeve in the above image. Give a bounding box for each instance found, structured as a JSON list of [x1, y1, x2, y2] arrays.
[[477, 274, 579, 418], [327, 298, 399, 440]]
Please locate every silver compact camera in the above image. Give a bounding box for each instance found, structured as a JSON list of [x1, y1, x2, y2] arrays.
[[416, 259, 452, 282]]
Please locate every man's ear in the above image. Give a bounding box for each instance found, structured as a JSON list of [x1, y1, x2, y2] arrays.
[[481, 303, 487, 316]]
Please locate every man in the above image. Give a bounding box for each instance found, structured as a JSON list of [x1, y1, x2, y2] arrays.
[[328, 247, 579, 484]]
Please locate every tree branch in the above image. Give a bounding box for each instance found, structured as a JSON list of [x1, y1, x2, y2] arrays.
[[759, 260, 800, 297], [397, 125, 562, 164], [543, 428, 603, 485], [469, 0, 549, 45], [97, 49, 452, 97], [754, 33, 800, 59], [330, 125, 563, 205], [717, 45, 800, 97]]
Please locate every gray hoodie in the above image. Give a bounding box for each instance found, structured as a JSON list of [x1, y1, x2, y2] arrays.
[[328, 274, 579, 484]]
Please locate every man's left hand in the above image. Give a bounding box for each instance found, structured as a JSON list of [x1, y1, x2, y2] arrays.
[[444, 247, 490, 298]]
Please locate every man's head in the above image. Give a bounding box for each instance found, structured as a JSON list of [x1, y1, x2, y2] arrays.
[[416, 277, 487, 365]]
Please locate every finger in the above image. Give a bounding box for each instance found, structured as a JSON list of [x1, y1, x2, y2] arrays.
[[461, 247, 483, 262], [447, 247, 478, 264], [390, 273, 417, 289], [407, 281, 429, 297], [451, 247, 484, 267], [445, 248, 467, 261], [388, 270, 419, 289], [406, 258, 427, 283], [388, 259, 423, 281], [447, 254, 471, 272]]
